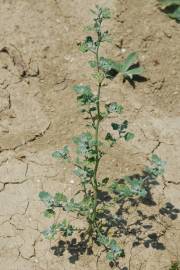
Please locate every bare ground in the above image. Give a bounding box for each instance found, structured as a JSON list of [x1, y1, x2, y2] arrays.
[[0, 0, 180, 269]]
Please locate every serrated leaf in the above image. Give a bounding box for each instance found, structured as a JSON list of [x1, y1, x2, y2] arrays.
[[105, 102, 123, 114], [124, 132, 135, 141], [73, 85, 95, 105], [59, 219, 75, 237], [52, 145, 70, 161]]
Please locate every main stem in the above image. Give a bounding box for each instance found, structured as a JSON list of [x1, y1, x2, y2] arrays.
[[90, 44, 102, 232]]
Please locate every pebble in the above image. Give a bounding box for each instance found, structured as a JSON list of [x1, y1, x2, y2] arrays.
[[121, 48, 126, 53]]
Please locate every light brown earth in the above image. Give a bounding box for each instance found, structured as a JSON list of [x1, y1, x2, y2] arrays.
[[0, 0, 180, 269]]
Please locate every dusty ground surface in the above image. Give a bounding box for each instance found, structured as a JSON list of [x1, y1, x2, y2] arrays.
[[0, 0, 180, 269]]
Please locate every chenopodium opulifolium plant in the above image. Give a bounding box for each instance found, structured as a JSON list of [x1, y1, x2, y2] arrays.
[[39, 5, 165, 264], [159, 0, 180, 21]]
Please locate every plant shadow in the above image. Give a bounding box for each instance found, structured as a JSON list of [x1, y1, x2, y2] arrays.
[[51, 236, 92, 264], [51, 170, 180, 267], [100, 171, 179, 252]]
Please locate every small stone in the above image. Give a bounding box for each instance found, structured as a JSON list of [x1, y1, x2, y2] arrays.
[[121, 48, 126, 53]]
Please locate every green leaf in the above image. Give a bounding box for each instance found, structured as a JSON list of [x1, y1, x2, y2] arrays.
[[73, 84, 96, 105], [101, 7, 111, 19], [54, 192, 67, 206], [102, 177, 109, 185], [159, 0, 180, 21], [74, 166, 94, 178], [42, 224, 58, 240], [99, 57, 116, 72], [144, 154, 166, 178], [97, 234, 124, 262], [92, 70, 105, 83], [159, 0, 180, 8], [79, 36, 95, 53], [124, 132, 135, 141], [73, 84, 92, 95], [88, 60, 97, 68], [106, 251, 115, 262], [111, 120, 128, 134], [111, 182, 133, 198], [120, 52, 138, 73], [39, 191, 54, 207], [105, 132, 116, 146], [169, 261, 180, 270], [52, 145, 70, 161], [124, 67, 144, 80], [79, 43, 88, 53], [65, 199, 81, 212], [44, 209, 55, 218], [73, 132, 100, 163], [101, 31, 112, 43], [151, 154, 162, 166], [105, 102, 123, 114], [115, 52, 144, 80], [125, 177, 147, 198], [168, 6, 180, 20], [58, 219, 75, 237], [151, 154, 166, 168]]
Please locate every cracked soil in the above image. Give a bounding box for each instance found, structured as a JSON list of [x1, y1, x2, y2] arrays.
[[0, 0, 180, 269]]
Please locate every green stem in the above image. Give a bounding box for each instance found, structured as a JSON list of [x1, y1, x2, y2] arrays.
[[87, 15, 104, 238], [90, 44, 102, 230]]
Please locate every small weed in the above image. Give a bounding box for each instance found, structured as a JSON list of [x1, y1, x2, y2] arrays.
[[39, 5, 165, 265]]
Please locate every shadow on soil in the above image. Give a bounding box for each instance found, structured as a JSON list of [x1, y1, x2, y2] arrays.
[[51, 172, 180, 268]]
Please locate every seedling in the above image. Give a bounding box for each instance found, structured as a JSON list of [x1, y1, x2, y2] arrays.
[[39, 5, 165, 264], [159, 0, 180, 21]]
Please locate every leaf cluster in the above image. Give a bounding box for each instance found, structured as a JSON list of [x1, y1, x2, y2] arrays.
[[105, 120, 134, 147], [97, 234, 124, 262], [111, 154, 165, 200]]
